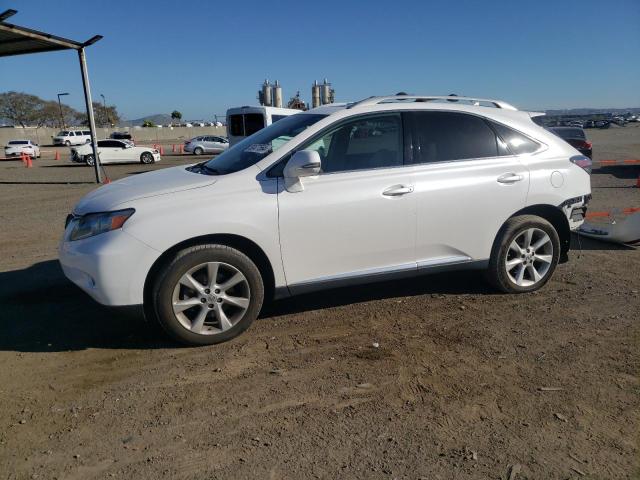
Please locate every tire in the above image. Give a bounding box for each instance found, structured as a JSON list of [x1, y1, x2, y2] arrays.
[[85, 155, 95, 166], [65, 141, 71, 147], [140, 152, 154, 164], [193, 147, 204, 155], [487, 215, 560, 293], [151, 244, 264, 346]]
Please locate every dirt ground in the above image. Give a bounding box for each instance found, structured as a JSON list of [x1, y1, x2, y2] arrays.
[[0, 126, 638, 480]]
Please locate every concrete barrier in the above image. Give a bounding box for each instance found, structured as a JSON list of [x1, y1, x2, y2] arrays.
[[0, 126, 227, 146]]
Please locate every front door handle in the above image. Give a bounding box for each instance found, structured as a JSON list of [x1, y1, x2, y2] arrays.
[[382, 184, 414, 196], [497, 173, 524, 184]]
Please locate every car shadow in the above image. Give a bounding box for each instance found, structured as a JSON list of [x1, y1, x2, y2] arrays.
[[570, 232, 636, 251], [261, 270, 493, 318], [592, 165, 640, 179], [0, 260, 495, 353], [41, 164, 90, 168], [0, 261, 173, 352]]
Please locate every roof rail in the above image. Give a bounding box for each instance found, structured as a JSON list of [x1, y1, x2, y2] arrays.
[[347, 95, 518, 111]]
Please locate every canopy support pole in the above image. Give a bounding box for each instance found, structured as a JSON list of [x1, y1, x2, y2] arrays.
[[78, 47, 102, 183]]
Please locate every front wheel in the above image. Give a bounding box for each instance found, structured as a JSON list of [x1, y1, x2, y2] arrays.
[[85, 155, 95, 166], [152, 245, 264, 345], [487, 215, 560, 293], [193, 147, 204, 155], [140, 152, 154, 164]]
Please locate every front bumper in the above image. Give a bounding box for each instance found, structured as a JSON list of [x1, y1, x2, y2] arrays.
[[59, 228, 160, 306]]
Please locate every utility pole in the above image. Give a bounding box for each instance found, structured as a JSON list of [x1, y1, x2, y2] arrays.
[[57, 92, 69, 129], [100, 93, 109, 127]]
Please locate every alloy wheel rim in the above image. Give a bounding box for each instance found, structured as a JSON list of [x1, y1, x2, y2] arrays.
[[505, 228, 553, 287], [171, 261, 250, 335]]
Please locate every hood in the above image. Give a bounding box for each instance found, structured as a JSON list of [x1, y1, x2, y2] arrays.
[[74, 165, 216, 214]]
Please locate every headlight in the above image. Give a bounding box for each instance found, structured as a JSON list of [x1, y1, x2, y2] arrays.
[[67, 209, 135, 241]]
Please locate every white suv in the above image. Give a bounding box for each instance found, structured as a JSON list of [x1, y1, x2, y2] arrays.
[[59, 95, 592, 345]]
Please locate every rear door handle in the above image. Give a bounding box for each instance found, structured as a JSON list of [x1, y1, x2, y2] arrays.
[[497, 173, 524, 184], [382, 184, 414, 196]]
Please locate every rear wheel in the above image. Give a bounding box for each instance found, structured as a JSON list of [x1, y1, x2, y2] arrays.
[[152, 244, 264, 346], [140, 152, 154, 164], [193, 147, 204, 155], [487, 215, 560, 293]]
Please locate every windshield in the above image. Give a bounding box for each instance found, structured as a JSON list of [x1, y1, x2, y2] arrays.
[[8, 140, 28, 145], [199, 114, 326, 175]]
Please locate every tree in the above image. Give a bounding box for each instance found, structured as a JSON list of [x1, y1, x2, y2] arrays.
[[171, 110, 182, 124], [74, 102, 120, 127], [0, 91, 44, 127], [142, 120, 156, 127]]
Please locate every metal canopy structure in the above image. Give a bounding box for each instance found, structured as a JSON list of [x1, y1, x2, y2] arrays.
[[0, 8, 105, 183]]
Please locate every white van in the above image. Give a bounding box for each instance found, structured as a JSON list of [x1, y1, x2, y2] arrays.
[[52, 130, 92, 146], [226, 106, 301, 146]]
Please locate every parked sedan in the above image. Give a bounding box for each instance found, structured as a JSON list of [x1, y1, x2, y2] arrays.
[[547, 127, 592, 159], [4, 139, 40, 158], [70, 139, 160, 165], [184, 136, 229, 155]]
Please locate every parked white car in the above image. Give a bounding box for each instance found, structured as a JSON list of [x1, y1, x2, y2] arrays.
[[4, 139, 40, 158], [60, 95, 591, 346], [70, 139, 160, 165], [52, 130, 91, 146]]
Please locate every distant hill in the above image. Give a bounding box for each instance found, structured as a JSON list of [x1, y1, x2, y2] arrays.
[[121, 114, 173, 127]]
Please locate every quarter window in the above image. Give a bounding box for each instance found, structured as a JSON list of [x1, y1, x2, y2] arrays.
[[491, 121, 540, 155], [304, 114, 403, 173], [406, 111, 500, 164]]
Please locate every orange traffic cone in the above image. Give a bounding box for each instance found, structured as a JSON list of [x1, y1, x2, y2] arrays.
[[26, 155, 33, 168], [636, 175, 640, 188], [159, 146, 164, 155], [172, 144, 176, 153], [21, 152, 27, 165], [179, 144, 184, 154], [104, 177, 111, 184], [54, 150, 60, 161]]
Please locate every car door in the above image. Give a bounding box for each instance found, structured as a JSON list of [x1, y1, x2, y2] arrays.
[[210, 136, 227, 153], [97, 140, 122, 163], [202, 136, 215, 153], [277, 113, 417, 290], [405, 111, 531, 268]]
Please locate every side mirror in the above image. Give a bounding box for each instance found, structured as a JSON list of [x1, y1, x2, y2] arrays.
[[283, 150, 321, 193]]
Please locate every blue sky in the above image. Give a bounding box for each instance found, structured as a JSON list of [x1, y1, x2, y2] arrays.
[[1, 0, 639, 120]]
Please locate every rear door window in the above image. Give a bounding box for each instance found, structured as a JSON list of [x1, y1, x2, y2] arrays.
[[229, 115, 244, 136], [406, 111, 500, 164], [244, 114, 265, 136]]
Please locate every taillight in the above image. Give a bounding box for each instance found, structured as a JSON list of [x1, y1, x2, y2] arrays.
[[570, 155, 592, 174]]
